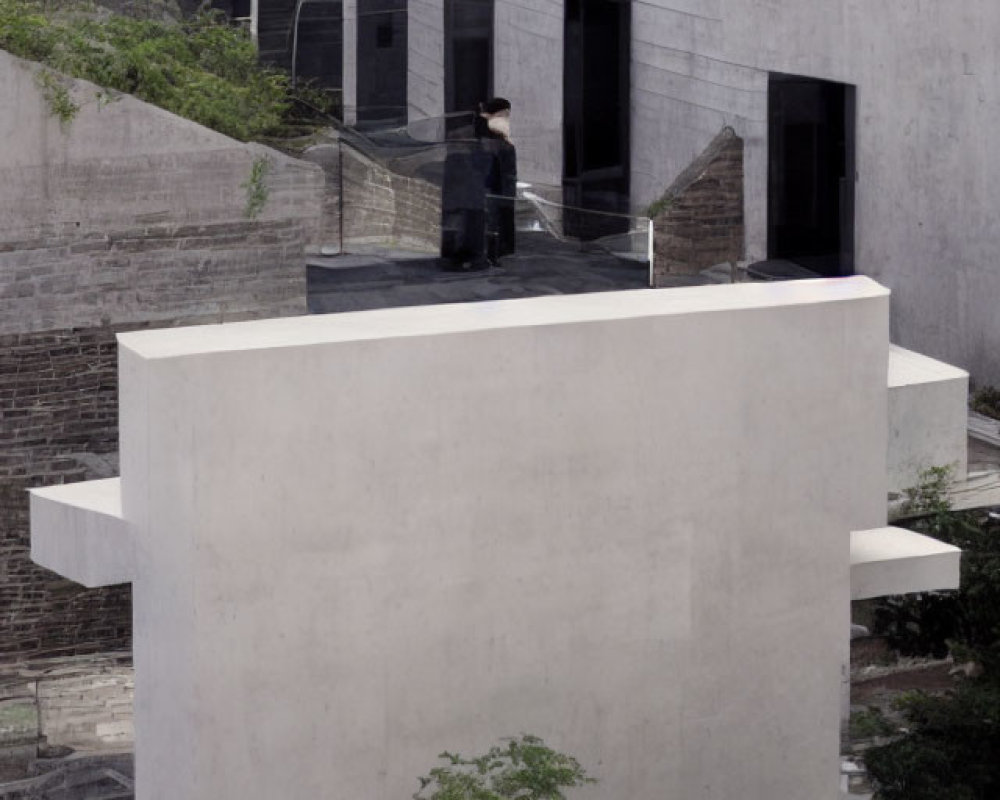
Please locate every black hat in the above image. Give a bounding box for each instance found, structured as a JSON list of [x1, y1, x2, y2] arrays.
[[481, 97, 511, 114]]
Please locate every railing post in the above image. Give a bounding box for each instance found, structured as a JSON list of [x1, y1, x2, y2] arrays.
[[648, 218, 655, 287]]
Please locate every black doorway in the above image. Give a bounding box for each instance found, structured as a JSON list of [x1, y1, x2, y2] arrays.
[[292, 0, 344, 91], [357, 0, 407, 128], [768, 73, 855, 276], [444, 0, 493, 114], [563, 0, 630, 236]]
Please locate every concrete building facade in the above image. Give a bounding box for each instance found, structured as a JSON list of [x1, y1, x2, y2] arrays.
[[262, 0, 1000, 383], [29, 277, 962, 799]]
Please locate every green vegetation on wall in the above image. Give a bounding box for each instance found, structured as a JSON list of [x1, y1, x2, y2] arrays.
[[972, 385, 1000, 421], [0, 0, 336, 139], [414, 735, 595, 800], [242, 155, 270, 220], [34, 66, 78, 126]]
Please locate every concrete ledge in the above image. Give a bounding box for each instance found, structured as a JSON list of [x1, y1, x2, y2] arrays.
[[30, 479, 133, 588], [887, 345, 968, 493], [851, 526, 961, 600]]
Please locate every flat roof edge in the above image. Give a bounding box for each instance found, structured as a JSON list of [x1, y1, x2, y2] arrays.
[[118, 277, 889, 361]]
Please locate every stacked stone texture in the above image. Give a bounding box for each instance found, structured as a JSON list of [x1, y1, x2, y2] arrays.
[[0, 328, 127, 662], [1, 222, 316, 661], [0, 652, 134, 751], [652, 128, 745, 284], [0, 50, 324, 665], [338, 143, 441, 253]]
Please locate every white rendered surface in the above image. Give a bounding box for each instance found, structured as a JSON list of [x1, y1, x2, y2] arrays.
[[120, 276, 887, 359], [850, 527, 961, 600], [624, 0, 1000, 382], [341, 0, 357, 125], [408, 0, 444, 121], [887, 345, 969, 493], [381, 0, 1000, 381], [494, 0, 563, 185], [30, 478, 133, 589], [40, 279, 889, 800]]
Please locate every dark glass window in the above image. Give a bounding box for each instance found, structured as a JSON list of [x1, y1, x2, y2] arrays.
[[444, 0, 493, 114], [252, 0, 343, 98], [563, 0, 631, 226], [376, 21, 393, 47], [294, 1, 344, 90], [768, 73, 856, 276], [357, 0, 408, 127]]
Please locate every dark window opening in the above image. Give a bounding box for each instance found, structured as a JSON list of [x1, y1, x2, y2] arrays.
[[562, 0, 630, 237], [768, 73, 856, 277], [211, 0, 252, 18], [357, 0, 407, 128], [294, 1, 344, 91], [251, 0, 343, 104], [376, 21, 393, 47], [444, 0, 494, 114]]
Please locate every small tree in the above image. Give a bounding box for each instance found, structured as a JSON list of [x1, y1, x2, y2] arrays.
[[866, 506, 1000, 800], [414, 735, 596, 800]]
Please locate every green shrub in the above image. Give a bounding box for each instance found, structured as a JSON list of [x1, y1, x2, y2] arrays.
[[866, 507, 1000, 799], [897, 464, 954, 519], [866, 685, 1000, 800], [871, 508, 1000, 672], [0, 0, 336, 139], [242, 155, 270, 219], [849, 707, 897, 740], [414, 735, 595, 800], [971, 385, 1000, 421]]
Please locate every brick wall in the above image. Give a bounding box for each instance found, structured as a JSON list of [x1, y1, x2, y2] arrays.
[[0, 327, 126, 662], [0, 220, 310, 336], [0, 221, 317, 666], [0, 652, 134, 753], [651, 127, 744, 285], [303, 138, 441, 254], [0, 48, 325, 665]]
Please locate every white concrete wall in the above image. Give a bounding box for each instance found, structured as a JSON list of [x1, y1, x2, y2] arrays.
[[342, 0, 357, 125], [631, 0, 767, 262], [0, 49, 322, 244], [887, 345, 969, 494], [494, 0, 563, 185], [628, 0, 1000, 384], [111, 277, 888, 800], [408, 0, 445, 120]]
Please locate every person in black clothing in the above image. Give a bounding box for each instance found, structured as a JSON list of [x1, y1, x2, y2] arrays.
[[439, 98, 517, 270], [479, 97, 517, 264]]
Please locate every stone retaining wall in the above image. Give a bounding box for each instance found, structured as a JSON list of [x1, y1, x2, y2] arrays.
[[0, 48, 324, 664], [303, 139, 441, 254], [651, 127, 744, 284], [0, 653, 134, 753]]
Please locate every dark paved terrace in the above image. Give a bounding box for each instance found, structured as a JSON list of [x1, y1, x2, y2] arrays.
[[307, 231, 707, 314]]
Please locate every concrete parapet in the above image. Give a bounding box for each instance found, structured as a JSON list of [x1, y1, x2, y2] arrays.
[[887, 345, 969, 494]]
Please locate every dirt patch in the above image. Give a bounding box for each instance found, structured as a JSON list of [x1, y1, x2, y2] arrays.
[[852, 661, 958, 705]]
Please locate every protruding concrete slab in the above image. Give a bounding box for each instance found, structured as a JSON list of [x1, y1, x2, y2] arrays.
[[887, 345, 969, 493], [850, 526, 961, 600], [30, 478, 133, 589]]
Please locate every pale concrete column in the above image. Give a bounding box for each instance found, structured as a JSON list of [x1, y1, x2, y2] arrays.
[[408, 0, 445, 122], [342, 0, 357, 125], [494, 0, 563, 186], [741, 118, 768, 263]]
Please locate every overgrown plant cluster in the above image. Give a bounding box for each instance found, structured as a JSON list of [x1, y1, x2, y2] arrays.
[[864, 472, 1000, 800], [414, 735, 595, 800], [0, 0, 337, 139], [972, 384, 1000, 421]]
